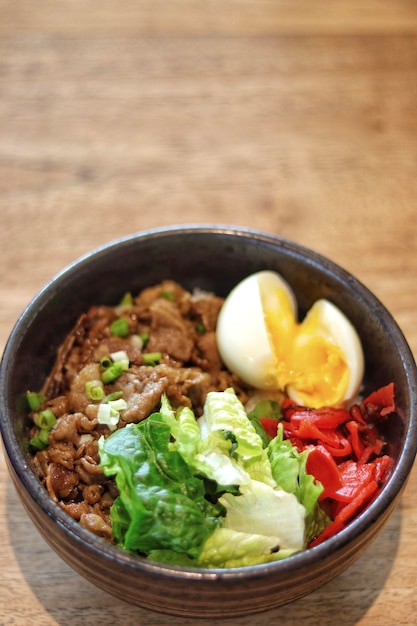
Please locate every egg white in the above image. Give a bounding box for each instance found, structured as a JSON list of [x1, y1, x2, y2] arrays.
[[216, 271, 296, 390]]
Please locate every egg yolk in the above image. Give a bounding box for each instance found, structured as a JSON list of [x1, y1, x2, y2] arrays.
[[259, 283, 349, 408]]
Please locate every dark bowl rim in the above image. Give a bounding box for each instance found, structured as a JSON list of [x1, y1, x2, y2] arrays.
[[1, 223, 417, 582]]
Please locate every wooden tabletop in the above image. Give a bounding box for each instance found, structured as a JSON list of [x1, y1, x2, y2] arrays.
[[1, 2, 417, 624]]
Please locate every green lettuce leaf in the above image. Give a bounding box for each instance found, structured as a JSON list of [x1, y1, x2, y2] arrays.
[[247, 399, 283, 446], [197, 388, 276, 487], [159, 393, 250, 488], [267, 423, 323, 515], [198, 477, 306, 568], [267, 423, 328, 541], [219, 479, 305, 549], [98, 415, 221, 558], [146, 549, 197, 566], [198, 527, 298, 568]]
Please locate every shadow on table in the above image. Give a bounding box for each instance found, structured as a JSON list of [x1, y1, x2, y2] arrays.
[[7, 478, 401, 626]]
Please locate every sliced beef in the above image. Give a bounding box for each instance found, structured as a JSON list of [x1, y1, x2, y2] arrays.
[[30, 280, 251, 542]]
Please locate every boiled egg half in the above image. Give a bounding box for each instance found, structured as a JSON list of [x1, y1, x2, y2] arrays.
[[216, 271, 364, 408]]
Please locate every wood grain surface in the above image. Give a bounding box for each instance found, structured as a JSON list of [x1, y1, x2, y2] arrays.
[[1, 2, 417, 624]]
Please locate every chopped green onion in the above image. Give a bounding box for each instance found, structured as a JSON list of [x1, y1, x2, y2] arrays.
[[100, 351, 129, 383], [143, 351, 162, 365], [108, 398, 128, 413], [29, 435, 47, 451], [140, 331, 149, 348], [38, 428, 51, 444], [34, 408, 56, 430], [197, 321, 206, 334], [110, 317, 130, 338], [100, 355, 112, 369], [101, 362, 125, 384], [115, 292, 134, 315], [26, 391, 46, 411], [103, 391, 124, 403], [97, 398, 126, 431], [97, 403, 120, 431], [110, 350, 129, 364], [161, 291, 175, 301], [130, 334, 144, 349], [29, 405, 56, 451], [29, 437, 44, 450], [111, 351, 129, 372], [85, 381, 104, 401], [29, 427, 51, 450], [119, 292, 133, 307]]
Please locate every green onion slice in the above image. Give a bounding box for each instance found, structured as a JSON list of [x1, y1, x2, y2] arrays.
[[103, 391, 124, 403], [110, 317, 130, 338], [100, 351, 130, 383], [38, 428, 51, 444], [85, 381, 104, 401], [29, 427, 51, 450], [29, 435, 48, 450], [101, 362, 124, 384], [140, 331, 149, 348], [119, 292, 133, 307], [34, 408, 56, 430], [26, 391, 46, 411], [108, 398, 128, 413], [143, 351, 162, 365], [97, 399, 126, 431], [161, 291, 175, 301], [100, 355, 112, 369], [110, 350, 129, 364]]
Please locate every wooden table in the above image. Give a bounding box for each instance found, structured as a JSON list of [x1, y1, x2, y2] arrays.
[[1, 2, 417, 624]]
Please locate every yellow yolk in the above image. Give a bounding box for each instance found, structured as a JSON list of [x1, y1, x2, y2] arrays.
[[261, 289, 350, 407], [216, 271, 364, 409]]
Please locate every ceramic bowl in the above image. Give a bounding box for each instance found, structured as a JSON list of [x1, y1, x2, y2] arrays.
[[1, 225, 416, 618]]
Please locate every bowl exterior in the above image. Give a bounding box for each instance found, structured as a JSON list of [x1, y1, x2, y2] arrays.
[[3, 446, 405, 618], [1, 225, 417, 617]]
